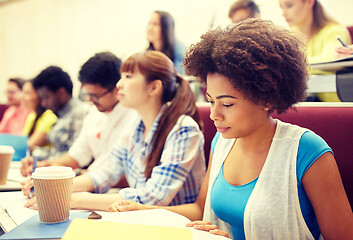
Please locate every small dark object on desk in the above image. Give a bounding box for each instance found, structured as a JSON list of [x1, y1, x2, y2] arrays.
[[88, 211, 102, 220]]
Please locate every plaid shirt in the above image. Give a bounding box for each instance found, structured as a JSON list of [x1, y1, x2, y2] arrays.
[[47, 98, 89, 159], [87, 108, 206, 206]]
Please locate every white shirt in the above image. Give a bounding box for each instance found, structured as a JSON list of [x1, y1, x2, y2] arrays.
[[68, 103, 139, 171]]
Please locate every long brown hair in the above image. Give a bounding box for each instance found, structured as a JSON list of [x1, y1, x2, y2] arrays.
[[147, 11, 176, 62], [120, 51, 201, 179], [24, 80, 46, 137], [312, 0, 337, 34]]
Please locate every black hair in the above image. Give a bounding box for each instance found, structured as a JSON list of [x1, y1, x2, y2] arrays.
[[79, 52, 122, 89], [32, 66, 73, 95]]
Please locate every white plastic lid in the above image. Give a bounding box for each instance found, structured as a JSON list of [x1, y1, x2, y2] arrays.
[[32, 166, 76, 179], [0, 145, 15, 154]]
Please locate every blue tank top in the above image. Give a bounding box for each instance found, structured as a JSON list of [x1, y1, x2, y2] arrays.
[[210, 131, 332, 240]]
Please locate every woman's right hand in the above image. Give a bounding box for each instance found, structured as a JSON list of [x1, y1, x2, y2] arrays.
[[21, 176, 35, 198], [108, 200, 147, 212], [335, 45, 353, 59], [24, 196, 38, 210], [20, 156, 50, 177], [21, 156, 34, 177]]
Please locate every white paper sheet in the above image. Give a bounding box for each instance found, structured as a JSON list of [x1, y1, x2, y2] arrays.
[[7, 162, 25, 183], [0, 191, 37, 225], [96, 209, 229, 239], [96, 209, 190, 228]]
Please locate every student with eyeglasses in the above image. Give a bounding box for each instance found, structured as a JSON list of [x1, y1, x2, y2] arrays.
[[21, 52, 139, 177], [84, 86, 115, 104]]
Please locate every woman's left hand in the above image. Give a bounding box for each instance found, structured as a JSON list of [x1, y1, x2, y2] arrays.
[[109, 200, 146, 212], [186, 220, 229, 238]]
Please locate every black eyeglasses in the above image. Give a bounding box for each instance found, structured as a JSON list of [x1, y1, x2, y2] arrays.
[[85, 88, 114, 103]]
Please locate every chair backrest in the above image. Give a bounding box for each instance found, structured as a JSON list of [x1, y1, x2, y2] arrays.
[[0, 134, 28, 161], [197, 102, 353, 210], [0, 104, 9, 121], [347, 26, 353, 42], [197, 103, 216, 165], [272, 104, 353, 210]]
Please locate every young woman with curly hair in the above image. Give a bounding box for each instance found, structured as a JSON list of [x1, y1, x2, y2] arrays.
[[109, 19, 353, 240]]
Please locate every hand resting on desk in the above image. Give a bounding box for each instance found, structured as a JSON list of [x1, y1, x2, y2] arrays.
[[109, 200, 146, 212], [186, 221, 229, 238], [109, 200, 229, 238]]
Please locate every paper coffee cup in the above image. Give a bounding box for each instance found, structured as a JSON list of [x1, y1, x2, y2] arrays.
[[0, 145, 15, 185], [32, 166, 75, 224]]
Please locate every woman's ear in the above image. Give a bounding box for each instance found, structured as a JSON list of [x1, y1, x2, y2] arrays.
[[148, 79, 163, 96]]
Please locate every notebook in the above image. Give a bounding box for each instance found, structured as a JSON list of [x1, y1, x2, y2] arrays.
[[61, 218, 192, 240], [0, 212, 91, 240], [310, 54, 353, 71]]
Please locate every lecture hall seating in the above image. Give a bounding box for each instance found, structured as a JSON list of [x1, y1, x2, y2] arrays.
[[347, 26, 353, 42]]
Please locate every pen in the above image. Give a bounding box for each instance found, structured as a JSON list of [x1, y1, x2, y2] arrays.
[[25, 149, 31, 177], [30, 156, 37, 198], [336, 35, 349, 48]]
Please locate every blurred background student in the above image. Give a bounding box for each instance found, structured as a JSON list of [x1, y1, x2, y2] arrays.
[[147, 11, 185, 75], [279, 0, 351, 102], [335, 44, 353, 59], [20, 52, 138, 177], [21, 80, 57, 157], [0, 78, 29, 134], [30, 66, 88, 159], [228, 0, 260, 24]]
